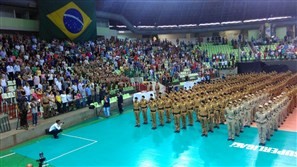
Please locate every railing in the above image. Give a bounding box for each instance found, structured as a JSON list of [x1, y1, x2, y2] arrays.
[[0, 87, 136, 120]]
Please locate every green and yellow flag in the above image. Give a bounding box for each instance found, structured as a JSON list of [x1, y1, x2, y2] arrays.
[[39, 0, 96, 42]]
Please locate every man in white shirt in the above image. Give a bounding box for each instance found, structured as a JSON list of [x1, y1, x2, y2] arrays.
[[14, 63, 21, 74], [23, 83, 31, 101], [72, 83, 78, 93], [6, 64, 15, 80], [55, 80, 62, 91], [49, 120, 63, 139], [1, 76, 7, 93]]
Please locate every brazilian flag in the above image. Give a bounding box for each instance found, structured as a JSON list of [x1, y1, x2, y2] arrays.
[[39, 0, 96, 42]]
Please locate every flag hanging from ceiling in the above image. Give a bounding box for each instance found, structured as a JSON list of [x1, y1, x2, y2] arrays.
[[39, 0, 96, 42]]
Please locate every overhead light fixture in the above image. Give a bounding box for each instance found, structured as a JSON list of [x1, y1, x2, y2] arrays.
[[221, 21, 242, 24], [243, 18, 267, 23], [118, 31, 125, 34], [267, 16, 292, 20], [157, 25, 178, 28], [116, 25, 127, 28], [178, 24, 198, 27], [109, 25, 114, 28], [199, 22, 220, 26], [137, 26, 156, 28]]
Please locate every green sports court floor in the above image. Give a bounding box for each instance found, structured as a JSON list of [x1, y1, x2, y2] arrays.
[[1, 106, 297, 167]]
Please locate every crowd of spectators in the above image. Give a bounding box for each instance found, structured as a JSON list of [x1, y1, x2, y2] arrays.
[[0, 34, 218, 121], [1, 33, 295, 123]]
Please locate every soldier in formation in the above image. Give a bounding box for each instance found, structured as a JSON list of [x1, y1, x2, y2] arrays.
[[131, 72, 297, 144]]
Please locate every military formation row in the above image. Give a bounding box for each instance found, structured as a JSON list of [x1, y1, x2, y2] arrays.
[[132, 72, 297, 145]]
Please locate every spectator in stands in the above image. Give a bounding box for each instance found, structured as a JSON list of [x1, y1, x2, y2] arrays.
[[85, 84, 92, 106], [48, 91, 56, 115], [49, 120, 63, 139], [0, 75, 7, 93], [75, 91, 82, 109], [67, 91, 74, 111], [99, 86, 106, 103], [55, 91, 62, 114], [30, 98, 38, 126], [41, 93, 50, 119], [15, 75, 22, 87], [6, 63, 14, 80], [15, 85, 23, 100], [103, 95, 110, 117], [61, 91, 68, 113]]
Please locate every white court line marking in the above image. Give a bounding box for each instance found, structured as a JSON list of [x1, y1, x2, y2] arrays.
[[61, 134, 97, 142], [45, 133, 98, 163], [46, 141, 97, 163], [0, 153, 15, 159]]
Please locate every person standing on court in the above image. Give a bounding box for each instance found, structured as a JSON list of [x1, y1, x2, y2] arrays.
[[194, 96, 200, 122], [187, 96, 194, 126], [157, 97, 165, 126], [233, 101, 241, 137], [140, 96, 148, 124], [149, 99, 157, 130], [199, 100, 209, 137], [103, 95, 110, 118], [172, 99, 181, 133], [243, 96, 251, 127], [180, 98, 188, 129], [117, 91, 123, 114], [164, 95, 172, 123], [225, 102, 235, 141], [208, 98, 214, 133], [133, 97, 140, 127], [255, 105, 268, 146], [264, 103, 272, 141], [213, 98, 221, 128]]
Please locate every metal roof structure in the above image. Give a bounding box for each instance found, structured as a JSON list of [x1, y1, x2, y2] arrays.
[[1, 0, 296, 34], [96, 0, 297, 26]]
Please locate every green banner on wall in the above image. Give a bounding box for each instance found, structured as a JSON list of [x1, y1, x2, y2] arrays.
[[39, 0, 96, 42]]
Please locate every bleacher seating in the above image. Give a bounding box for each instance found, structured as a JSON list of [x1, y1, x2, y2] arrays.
[[198, 43, 239, 59]]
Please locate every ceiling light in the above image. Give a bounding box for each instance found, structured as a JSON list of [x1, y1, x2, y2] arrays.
[[267, 16, 292, 20], [243, 18, 267, 23], [199, 22, 220, 26], [221, 21, 242, 24]]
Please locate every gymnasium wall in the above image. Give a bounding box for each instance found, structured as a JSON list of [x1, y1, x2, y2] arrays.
[[219, 30, 241, 41], [248, 29, 259, 41], [275, 27, 287, 40]]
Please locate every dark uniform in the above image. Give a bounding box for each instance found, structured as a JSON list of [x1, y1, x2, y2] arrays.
[[17, 94, 29, 129]]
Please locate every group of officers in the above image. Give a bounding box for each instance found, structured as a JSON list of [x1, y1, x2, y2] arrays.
[[133, 72, 297, 145]]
